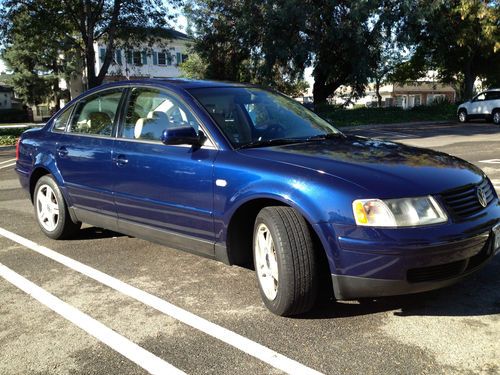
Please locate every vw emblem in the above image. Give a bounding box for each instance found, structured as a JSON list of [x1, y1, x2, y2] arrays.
[[476, 187, 487, 208]]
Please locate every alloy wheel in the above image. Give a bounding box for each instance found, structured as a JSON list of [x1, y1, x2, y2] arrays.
[[254, 223, 279, 300], [36, 184, 60, 232]]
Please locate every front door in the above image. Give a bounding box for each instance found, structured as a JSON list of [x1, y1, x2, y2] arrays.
[[111, 87, 217, 256]]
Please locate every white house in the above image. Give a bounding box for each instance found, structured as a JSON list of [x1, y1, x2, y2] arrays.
[[0, 85, 14, 110], [61, 28, 191, 105]]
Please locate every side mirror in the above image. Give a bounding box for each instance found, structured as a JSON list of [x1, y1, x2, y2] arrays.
[[161, 126, 205, 146]]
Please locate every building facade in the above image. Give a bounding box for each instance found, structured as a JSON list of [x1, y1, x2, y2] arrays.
[[0, 85, 14, 110], [61, 28, 191, 105]]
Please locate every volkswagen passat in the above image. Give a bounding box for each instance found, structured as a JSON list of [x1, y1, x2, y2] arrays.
[[16, 79, 500, 316]]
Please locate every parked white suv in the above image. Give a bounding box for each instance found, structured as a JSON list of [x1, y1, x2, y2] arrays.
[[457, 88, 500, 125]]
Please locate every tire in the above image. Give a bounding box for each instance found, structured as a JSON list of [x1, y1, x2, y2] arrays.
[[458, 109, 468, 123], [493, 110, 500, 125], [253, 206, 318, 316], [34, 175, 81, 239]]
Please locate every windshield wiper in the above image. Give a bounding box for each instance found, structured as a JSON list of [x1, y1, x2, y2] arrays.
[[303, 132, 343, 141], [236, 138, 306, 150]]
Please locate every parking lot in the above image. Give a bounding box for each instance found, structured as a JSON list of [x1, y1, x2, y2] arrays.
[[0, 121, 499, 375]]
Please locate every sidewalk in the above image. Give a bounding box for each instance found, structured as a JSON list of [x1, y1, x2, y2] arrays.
[[0, 123, 44, 129], [340, 120, 454, 131]]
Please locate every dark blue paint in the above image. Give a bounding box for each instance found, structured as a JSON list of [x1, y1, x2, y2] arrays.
[[16, 79, 500, 299]]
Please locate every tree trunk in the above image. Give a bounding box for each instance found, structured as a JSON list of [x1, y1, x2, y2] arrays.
[[462, 58, 475, 100], [375, 79, 382, 107]]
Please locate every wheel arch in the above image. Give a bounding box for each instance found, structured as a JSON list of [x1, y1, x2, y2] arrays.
[[29, 167, 51, 203], [223, 196, 331, 282]]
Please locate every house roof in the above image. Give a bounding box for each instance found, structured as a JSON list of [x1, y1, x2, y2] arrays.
[[117, 26, 191, 41], [0, 85, 13, 93]]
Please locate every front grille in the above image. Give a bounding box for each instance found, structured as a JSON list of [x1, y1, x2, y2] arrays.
[[440, 179, 496, 220], [407, 260, 467, 283]]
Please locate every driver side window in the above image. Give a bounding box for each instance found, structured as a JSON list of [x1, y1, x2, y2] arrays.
[[475, 93, 486, 101], [121, 87, 200, 141]]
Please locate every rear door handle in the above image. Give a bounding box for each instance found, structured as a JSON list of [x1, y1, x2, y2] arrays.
[[112, 154, 129, 166], [57, 146, 68, 158]]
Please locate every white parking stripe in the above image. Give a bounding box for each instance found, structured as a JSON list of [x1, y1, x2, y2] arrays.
[[0, 158, 16, 165], [0, 163, 16, 170], [0, 263, 186, 375], [0, 227, 323, 375], [479, 159, 500, 164]]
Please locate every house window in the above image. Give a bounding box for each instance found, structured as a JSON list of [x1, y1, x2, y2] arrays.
[[133, 51, 142, 66], [426, 94, 445, 105], [158, 52, 167, 65]]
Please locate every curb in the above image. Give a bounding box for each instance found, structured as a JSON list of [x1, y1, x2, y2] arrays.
[[339, 120, 455, 131]]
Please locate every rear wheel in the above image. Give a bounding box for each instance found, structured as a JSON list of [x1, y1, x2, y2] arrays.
[[253, 206, 318, 316], [458, 109, 468, 123], [493, 110, 500, 125], [34, 175, 81, 239]]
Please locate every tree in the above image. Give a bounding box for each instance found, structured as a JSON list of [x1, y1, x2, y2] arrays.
[[1, 0, 181, 89], [1, 6, 67, 106], [186, 0, 412, 104], [400, 0, 500, 100]]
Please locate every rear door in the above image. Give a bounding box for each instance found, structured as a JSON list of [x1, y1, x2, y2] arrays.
[[55, 88, 124, 221], [111, 87, 217, 255]]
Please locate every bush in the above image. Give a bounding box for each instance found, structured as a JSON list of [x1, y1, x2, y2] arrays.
[[0, 126, 37, 146], [316, 103, 457, 127], [0, 108, 29, 123]]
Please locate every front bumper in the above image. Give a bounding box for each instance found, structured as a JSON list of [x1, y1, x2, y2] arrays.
[[331, 226, 499, 299], [315, 208, 500, 300]]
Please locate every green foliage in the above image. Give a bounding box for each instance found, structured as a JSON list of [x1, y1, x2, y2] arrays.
[[179, 53, 208, 79], [186, 0, 413, 104], [396, 0, 500, 100], [317, 103, 457, 127], [0, 126, 36, 145], [1, 0, 180, 90]]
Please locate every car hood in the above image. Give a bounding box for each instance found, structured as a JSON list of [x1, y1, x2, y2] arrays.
[[238, 135, 484, 198]]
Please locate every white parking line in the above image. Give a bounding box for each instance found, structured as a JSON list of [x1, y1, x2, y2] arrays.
[[479, 159, 500, 164], [0, 263, 185, 375], [0, 158, 16, 165], [0, 163, 16, 170], [0, 227, 323, 375]]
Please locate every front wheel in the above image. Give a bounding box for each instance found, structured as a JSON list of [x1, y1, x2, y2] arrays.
[[253, 206, 318, 316], [458, 109, 468, 123], [34, 175, 81, 239], [493, 110, 500, 125]]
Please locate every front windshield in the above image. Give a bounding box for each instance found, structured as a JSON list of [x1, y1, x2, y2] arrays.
[[189, 87, 340, 148]]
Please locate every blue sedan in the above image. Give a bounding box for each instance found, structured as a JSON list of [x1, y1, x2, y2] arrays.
[[16, 79, 500, 316]]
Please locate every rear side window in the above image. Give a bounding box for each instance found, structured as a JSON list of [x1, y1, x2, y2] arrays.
[[68, 89, 123, 136], [52, 105, 74, 132], [486, 92, 500, 101]]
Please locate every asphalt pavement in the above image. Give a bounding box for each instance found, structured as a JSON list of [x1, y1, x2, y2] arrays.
[[0, 122, 499, 375]]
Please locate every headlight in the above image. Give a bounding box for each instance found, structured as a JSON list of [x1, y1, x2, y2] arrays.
[[352, 196, 448, 227]]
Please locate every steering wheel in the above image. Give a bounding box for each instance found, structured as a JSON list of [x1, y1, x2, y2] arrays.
[[262, 122, 286, 138]]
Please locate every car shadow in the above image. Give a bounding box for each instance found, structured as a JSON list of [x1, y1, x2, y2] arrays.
[[298, 257, 500, 319], [69, 227, 127, 240]]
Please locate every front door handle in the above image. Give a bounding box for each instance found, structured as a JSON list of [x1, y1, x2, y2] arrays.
[[57, 146, 68, 158], [113, 154, 129, 166]]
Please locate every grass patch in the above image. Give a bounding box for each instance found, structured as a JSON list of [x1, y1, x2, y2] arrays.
[[316, 103, 457, 127]]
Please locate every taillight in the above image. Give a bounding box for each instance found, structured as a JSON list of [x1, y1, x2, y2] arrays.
[[16, 138, 20, 160]]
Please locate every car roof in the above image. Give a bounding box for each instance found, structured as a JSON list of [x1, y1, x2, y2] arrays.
[[97, 78, 253, 91]]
